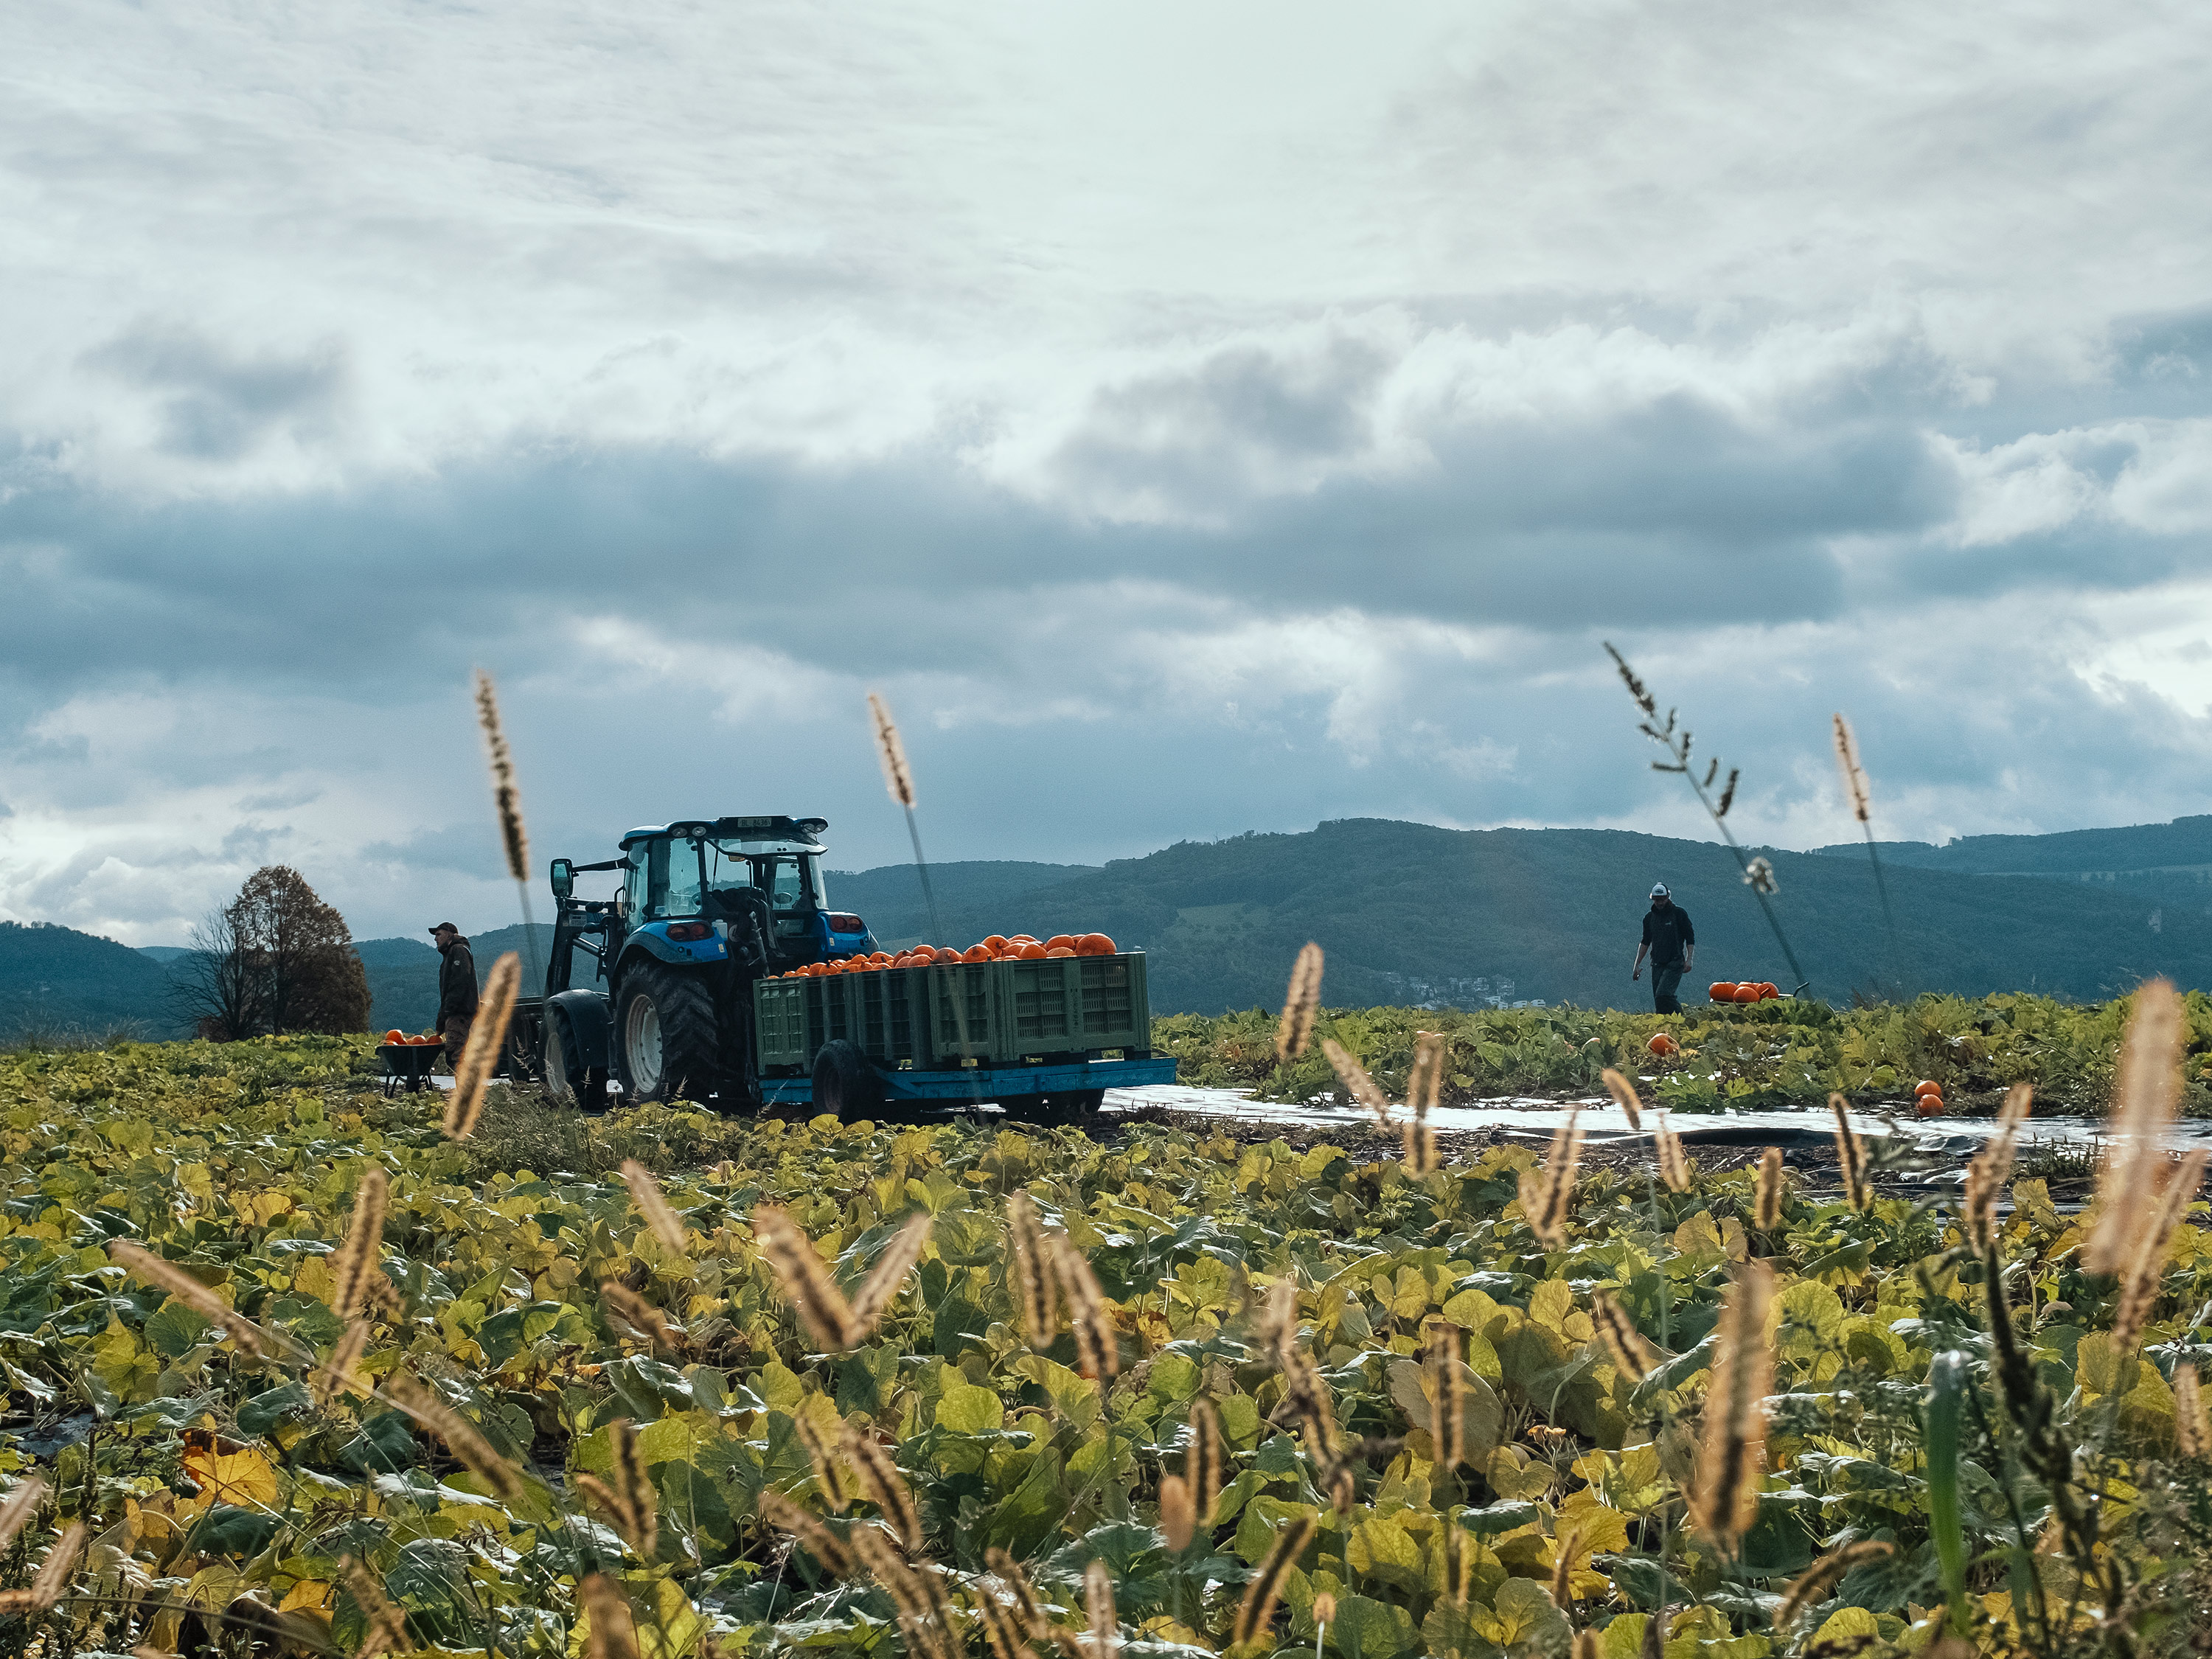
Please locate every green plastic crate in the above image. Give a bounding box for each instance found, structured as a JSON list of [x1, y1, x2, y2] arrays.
[[753, 953, 1149, 1072], [993, 953, 1149, 1054]]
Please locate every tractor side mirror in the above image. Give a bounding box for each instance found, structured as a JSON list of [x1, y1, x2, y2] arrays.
[[549, 858, 574, 901]]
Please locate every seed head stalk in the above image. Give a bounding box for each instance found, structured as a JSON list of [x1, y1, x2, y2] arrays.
[[1604, 644, 1807, 995]]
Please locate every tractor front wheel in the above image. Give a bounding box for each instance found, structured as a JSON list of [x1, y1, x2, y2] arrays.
[[616, 962, 720, 1104], [544, 1007, 610, 1113]]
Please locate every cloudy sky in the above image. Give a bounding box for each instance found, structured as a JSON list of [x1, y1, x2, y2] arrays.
[[7, 1, 2212, 945]]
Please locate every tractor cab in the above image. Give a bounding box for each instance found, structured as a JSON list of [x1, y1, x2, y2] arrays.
[[613, 816, 875, 973]]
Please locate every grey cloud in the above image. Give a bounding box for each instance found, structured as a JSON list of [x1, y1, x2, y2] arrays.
[[82, 323, 347, 460]]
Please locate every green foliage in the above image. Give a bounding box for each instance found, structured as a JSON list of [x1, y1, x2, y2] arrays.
[[1, 1033, 2210, 1659]]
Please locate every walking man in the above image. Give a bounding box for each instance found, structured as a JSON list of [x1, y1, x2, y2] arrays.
[[1630, 883, 1694, 1015], [431, 922, 479, 1070]]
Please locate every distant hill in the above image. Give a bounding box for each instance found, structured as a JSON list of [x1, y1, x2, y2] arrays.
[[2, 922, 190, 1039], [13, 815, 2212, 1033], [832, 818, 2212, 1014]]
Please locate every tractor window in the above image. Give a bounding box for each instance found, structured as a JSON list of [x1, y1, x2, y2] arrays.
[[704, 842, 759, 899], [664, 839, 705, 917], [770, 858, 823, 911]]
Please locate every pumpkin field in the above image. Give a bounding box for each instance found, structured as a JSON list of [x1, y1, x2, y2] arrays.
[[1, 987, 2211, 1659]]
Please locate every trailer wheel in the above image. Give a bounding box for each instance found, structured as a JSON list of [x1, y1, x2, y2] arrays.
[[813, 1039, 883, 1122], [544, 1008, 610, 1113], [1002, 1089, 1103, 1127], [617, 961, 720, 1103]]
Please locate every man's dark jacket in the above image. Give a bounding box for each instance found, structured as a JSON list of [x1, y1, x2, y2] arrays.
[[437, 936, 481, 1026]]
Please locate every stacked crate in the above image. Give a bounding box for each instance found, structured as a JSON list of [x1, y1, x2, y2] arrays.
[[753, 952, 1150, 1074]]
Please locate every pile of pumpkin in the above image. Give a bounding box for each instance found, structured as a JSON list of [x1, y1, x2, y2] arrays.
[[380, 1029, 442, 1047], [776, 932, 1118, 978], [1711, 980, 1780, 1002], [1913, 1077, 1947, 1117]]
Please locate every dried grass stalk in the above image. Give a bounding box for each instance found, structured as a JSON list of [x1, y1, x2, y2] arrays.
[[1188, 1398, 1224, 1525], [1404, 1029, 1444, 1173], [984, 1547, 1048, 1638], [1599, 1067, 1644, 1133], [313, 1319, 372, 1406], [384, 1371, 526, 1503], [339, 1554, 412, 1659], [1518, 1108, 1584, 1248], [849, 1528, 955, 1659], [2087, 980, 2185, 1274], [1321, 1037, 1393, 1129], [0, 1478, 46, 1552], [108, 1241, 264, 1356], [1753, 1147, 1784, 1231], [1832, 714, 1872, 826], [1829, 1094, 1868, 1213], [753, 1205, 858, 1350], [2175, 1365, 2211, 1460], [1572, 1632, 1600, 1659], [844, 1426, 923, 1551], [572, 1475, 636, 1545], [1549, 1526, 1582, 1612], [793, 1410, 851, 1512], [619, 1161, 689, 1255], [2111, 1149, 2208, 1355], [599, 1280, 684, 1354], [329, 1166, 389, 1319], [1047, 1233, 1120, 1381], [1653, 1109, 1693, 1194], [0, 1521, 83, 1614], [1276, 943, 1324, 1060], [757, 1488, 853, 1577], [1233, 1515, 1316, 1650], [474, 669, 529, 882], [1425, 1323, 1467, 1470], [1689, 1259, 1774, 1548], [608, 1417, 656, 1559], [972, 1581, 1037, 1659], [1006, 1191, 1059, 1349], [579, 1572, 641, 1659], [847, 1211, 933, 1338], [1589, 1292, 1657, 1384], [445, 951, 518, 1140], [869, 692, 917, 809], [1774, 1540, 1896, 1629], [1158, 1474, 1195, 1552], [1085, 1558, 1119, 1659]]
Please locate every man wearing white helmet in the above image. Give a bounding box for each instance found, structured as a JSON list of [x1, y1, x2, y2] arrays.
[[1630, 883, 1694, 1014]]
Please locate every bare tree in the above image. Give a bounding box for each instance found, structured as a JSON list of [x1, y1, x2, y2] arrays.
[[168, 902, 262, 1041]]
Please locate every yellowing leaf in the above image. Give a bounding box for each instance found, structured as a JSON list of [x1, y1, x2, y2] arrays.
[[181, 1444, 279, 1516]]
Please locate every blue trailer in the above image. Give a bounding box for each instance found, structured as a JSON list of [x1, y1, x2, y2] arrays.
[[504, 813, 1174, 1123]]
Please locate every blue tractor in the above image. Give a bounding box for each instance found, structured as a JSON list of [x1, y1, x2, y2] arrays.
[[512, 815, 876, 1109]]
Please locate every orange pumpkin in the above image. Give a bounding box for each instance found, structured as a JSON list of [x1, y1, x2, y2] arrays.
[[984, 935, 1009, 952], [1015, 941, 1047, 959], [383, 1028, 406, 1045], [1914, 1079, 1942, 1099], [1045, 935, 1077, 952], [1709, 983, 1736, 1001], [1076, 933, 1116, 956], [1915, 1093, 1944, 1118], [959, 945, 990, 962], [1733, 984, 1761, 1003], [1647, 1032, 1678, 1056], [1046, 947, 1076, 958], [1759, 983, 1779, 999]]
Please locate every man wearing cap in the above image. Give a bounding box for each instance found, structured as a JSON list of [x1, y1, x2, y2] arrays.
[[1630, 884, 1694, 1015], [430, 923, 479, 1071]]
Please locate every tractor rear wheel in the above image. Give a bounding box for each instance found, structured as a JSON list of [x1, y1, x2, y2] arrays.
[[812, 1039, 883, 1122], [616, 961, 719, 1103], [544, 1007, 610, 1113]]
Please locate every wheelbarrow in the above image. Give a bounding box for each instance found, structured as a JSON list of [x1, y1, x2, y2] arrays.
[[378, 1042, 445, 1097]]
